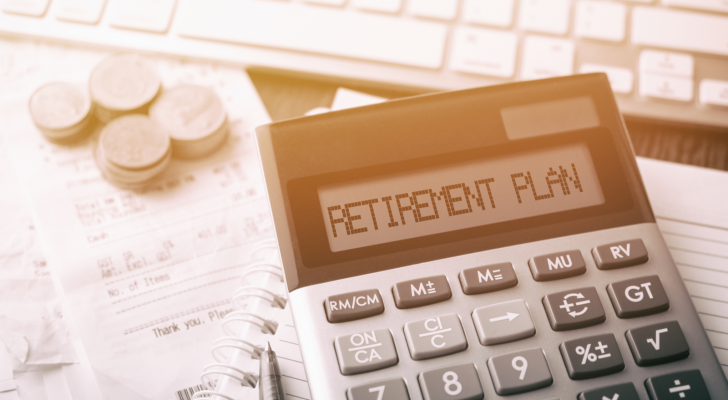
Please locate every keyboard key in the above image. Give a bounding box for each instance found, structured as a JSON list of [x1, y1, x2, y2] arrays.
[[107, 0, 176, 33], [302, 0, 346, 6], [518, 0, 570, 35], [404, 313, 467, 360], [607, 275, 669, 318], [419, 363, 483, 400], [352, 0, 402, 13], [325, 289, 384, 323], [1, 0, 49, 16], [640, 74, 694, 102], [645, 370, 710, 400], [574, 1, 627, 42], [626, 321, 689, 366], [543, 287, 606, 331], [640, 50, 694, 77], [55, 0, 106, 24], [662, 0, 728, 14], [461, 0, 514, 28], [449, 27, 517, 78], [592, 238, 648, 270], [459, 262, 517, 294], [177, 0, 448, 69], [529, 249, 586, 281], [393, 275, 451, 309], [560, 333, 624, 380], [472, 299, 534, 345], [700, 79, 728, 107], [632, 6, 728, 57], [578, 383, 640, 400], [487, 348, 552, 395], [335, 329, 398, 375], [347, 378, 410, 400], [407, 0, 458, 21], [520, 35, 574, 81], [579, 64, 634, 94]]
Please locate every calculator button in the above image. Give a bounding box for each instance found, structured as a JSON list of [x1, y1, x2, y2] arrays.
[[459, 262, 517, 295], [393, 275, 451, 309], [543, 286, 606, 331], [335, 329, 398, 375], [592, 239, 648, 270], [347, 378, 409, 400], [472, 299, 535, 345], [578, 382, 640, 400], [529, 250, 586, 281], [626, 321, 689, 366], [487, 347, 553, 395], [404, 313, 467, 360], [559, 333, 624, 380], [645, 370, 710, 400], [607, 275, 669, 318], [418, 363, 483, 400], [326, 289, 384, 323]]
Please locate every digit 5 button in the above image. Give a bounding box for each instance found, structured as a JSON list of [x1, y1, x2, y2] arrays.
[[607, 275, 669, 318]]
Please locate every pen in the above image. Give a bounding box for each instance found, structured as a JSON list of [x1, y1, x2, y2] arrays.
[[259, 342, 286, 400]]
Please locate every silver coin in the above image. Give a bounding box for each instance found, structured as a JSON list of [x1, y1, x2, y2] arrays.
[[89, 54, 161, 112], [99, 114, 171, 170], [149, 85, 227, 141], [29, 82, 91, 131], [95, 142, 172, 188]]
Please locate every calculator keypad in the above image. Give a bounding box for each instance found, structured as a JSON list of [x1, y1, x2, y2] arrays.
[[418, 363, 484, 400], [543, 286, 606, 331], [335, 329, 398, 375], [578, 382, 640, 400], [607, 275, 669, 318], [393, 275, 451, 309], [458, 262, 517, 295], [529, 249, 586, 281], [626, 321, 689, 366], [404, 314, 467, 360], [472, 299, 535, 345], [487, 347, 553, 395], [346, 378, 410, 400], [592, 239, 649, 270], [560, 333, 625, 380]]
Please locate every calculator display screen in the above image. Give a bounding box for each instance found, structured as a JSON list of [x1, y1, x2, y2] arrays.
[[318, 143, 604, 252]]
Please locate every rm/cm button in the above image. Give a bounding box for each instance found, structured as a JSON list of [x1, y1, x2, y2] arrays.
[[326, 289, 384, 323]]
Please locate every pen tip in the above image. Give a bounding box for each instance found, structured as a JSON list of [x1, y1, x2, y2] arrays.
[[265, 341, 271, 351]]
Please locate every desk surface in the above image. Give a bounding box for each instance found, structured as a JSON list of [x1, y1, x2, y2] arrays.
[[248, 71, 728, 172]]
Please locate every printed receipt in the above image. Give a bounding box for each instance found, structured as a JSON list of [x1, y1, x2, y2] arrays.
[[1, 40, 310, 399]]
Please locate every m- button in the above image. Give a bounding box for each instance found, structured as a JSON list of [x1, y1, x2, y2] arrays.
[[607, 275, 669, 318], [592, 239, 648, 270], [393, 275, 451, 309], [529, 250, 586, 281], [326, 289, 384, 323]]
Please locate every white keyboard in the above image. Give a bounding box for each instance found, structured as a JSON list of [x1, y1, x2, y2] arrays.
[[2, 0, 728, 128]]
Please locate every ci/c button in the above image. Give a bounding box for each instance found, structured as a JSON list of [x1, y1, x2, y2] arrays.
[[607, 275, 669, 318]]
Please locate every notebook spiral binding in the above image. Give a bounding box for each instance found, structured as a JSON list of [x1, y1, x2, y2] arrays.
[[192, 230, 288, 400]]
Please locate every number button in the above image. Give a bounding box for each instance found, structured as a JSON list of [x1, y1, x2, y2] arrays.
[[487, 348, 553, 395], [419, 363, 484, 400], [347, 378, 410, 400], [404, 313, 467, 360], [335, 329, 398, 375]]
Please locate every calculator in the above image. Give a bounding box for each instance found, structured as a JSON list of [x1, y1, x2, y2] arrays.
[[256, 74, 728, 400]]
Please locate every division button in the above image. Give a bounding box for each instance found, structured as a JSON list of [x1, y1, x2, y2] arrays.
[[578, 382, 640, 400], [419, 363, 483, 400], [560, 333, 624, 380], [487, 347, 553, 395], [543, 286, 606, 331], [529, 250, 586, 281], [393, 275, 451, 309], [626, 321, 689, 366], [404, 313, 467, 360], [592, 239, 648, 270], [326, 289, 384, 323], [459, 262, 517, 295], [347, 378, 410, 400], [472, 299, 535, 345], [607, 275, 669, 318], [335, 329, 398, 375], [645, 370, 710, 400]]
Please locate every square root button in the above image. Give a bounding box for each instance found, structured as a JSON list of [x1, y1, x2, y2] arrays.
[[607, 275, 669, 318], [393, 275, 451, 309], [543, 287, 606, 331], [404, 313, 467, 360], [472, 299, 535, 345], [529, 250, 586, 281], [335, 329, 398, 375], [626, 321, 689, 366]]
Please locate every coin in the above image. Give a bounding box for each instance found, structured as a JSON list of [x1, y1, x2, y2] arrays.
[[29, 82, 93, 142], [149, 85, 229, 159], [89, 54, 161, 122], [99, 114, 170, 170]]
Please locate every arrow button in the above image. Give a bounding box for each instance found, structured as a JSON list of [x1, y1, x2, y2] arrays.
[[473, 299, 534, 345], [489, 312, 519, 322]]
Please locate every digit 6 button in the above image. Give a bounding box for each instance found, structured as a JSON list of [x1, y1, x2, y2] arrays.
[[607, 275, 669, 318]]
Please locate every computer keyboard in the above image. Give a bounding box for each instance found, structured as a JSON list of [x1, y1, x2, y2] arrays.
[[2, 0, 728, 128]]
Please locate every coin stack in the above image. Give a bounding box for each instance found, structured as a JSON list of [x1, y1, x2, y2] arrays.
[[29, 82, 93, 143], [149, 85, 229, 159], [95, 114, 172, 188], [89, 54, 161, 123]]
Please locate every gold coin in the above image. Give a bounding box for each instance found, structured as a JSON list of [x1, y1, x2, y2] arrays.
[[29, 82, 91, 131], [99, 114, 171, 170], [149, 85, 227, 140], [89, 54, 160, 112]]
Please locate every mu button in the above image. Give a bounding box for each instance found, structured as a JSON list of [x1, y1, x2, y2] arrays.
[[529, 250, 586, 281], [607, 275, 669, 318], [393, 275, 451, 309], [543, 287, 606, 331]]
